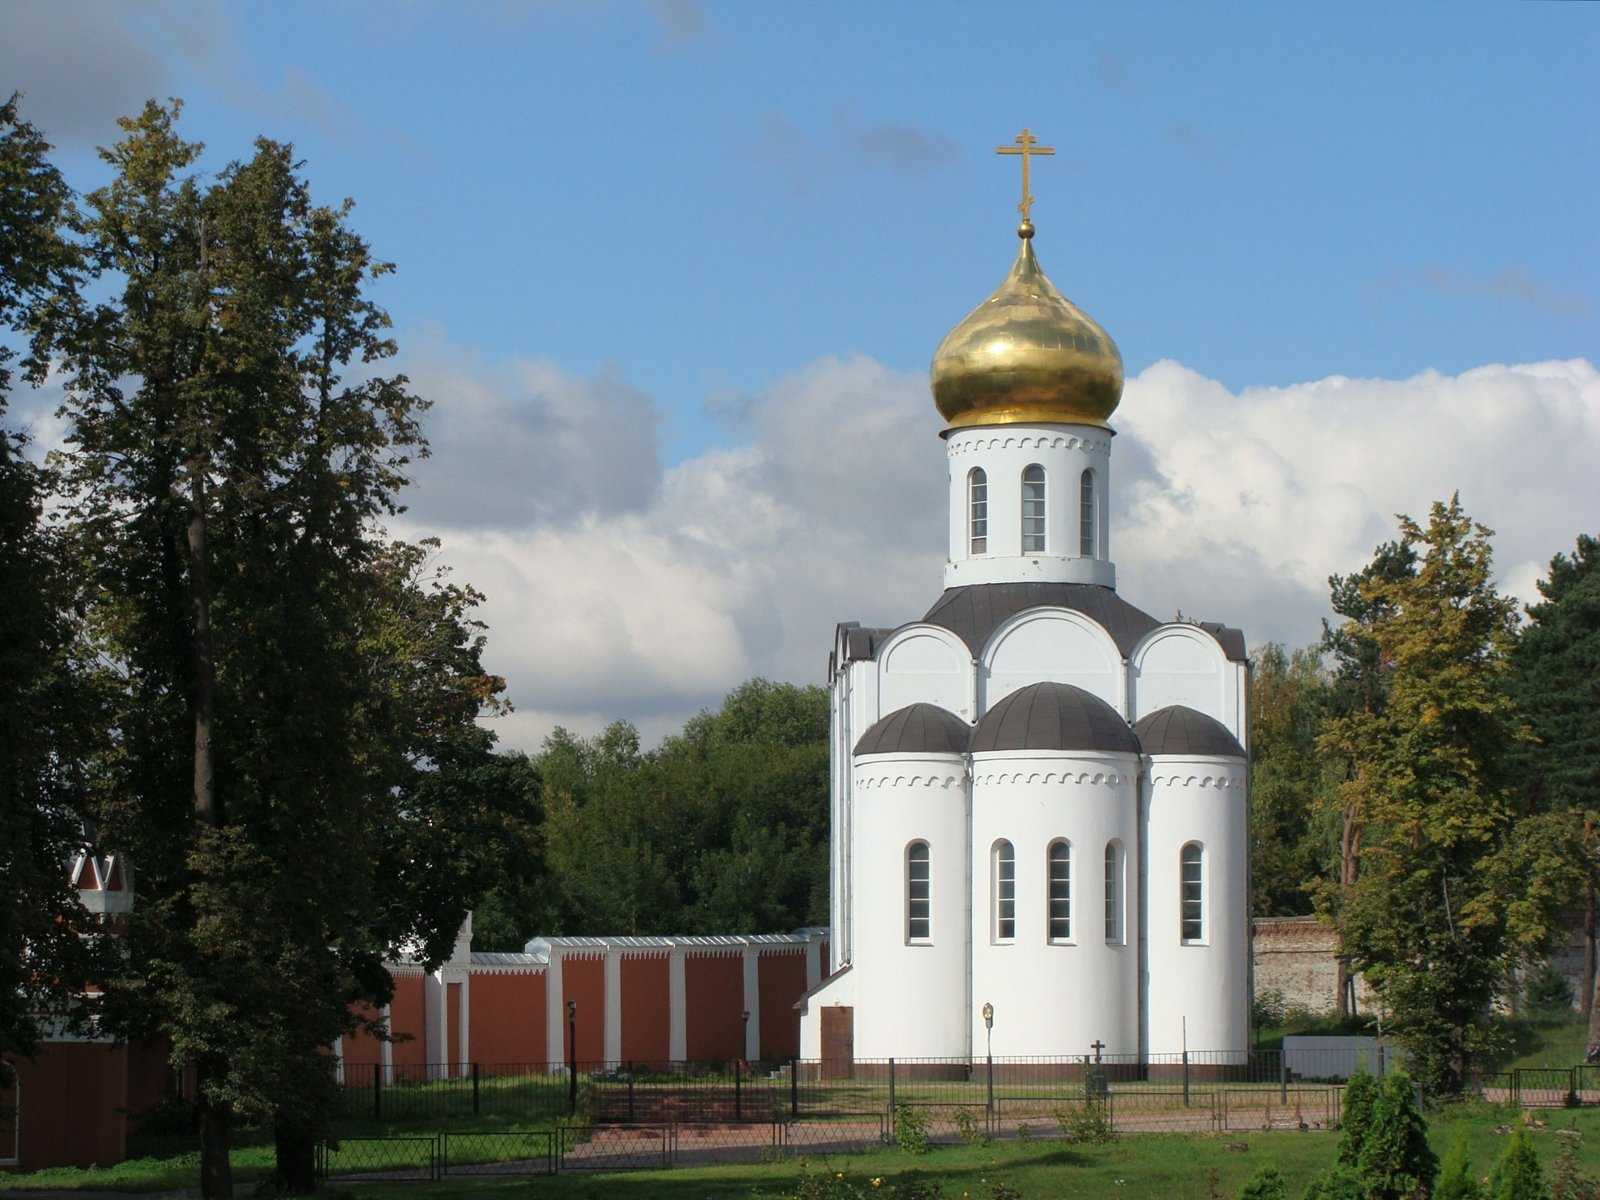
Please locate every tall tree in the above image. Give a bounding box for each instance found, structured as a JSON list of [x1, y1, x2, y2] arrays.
[[1248, 643, 1335, 917], [1318, 497, 1523, 1094], [0, 92, 101, 1076], [1315, 538, 1418, 1016], [59, 103, 515, 1195], [1508, 533, 1600, 1048]]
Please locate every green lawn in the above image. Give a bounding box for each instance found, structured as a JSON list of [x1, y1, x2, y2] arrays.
[[4, 1104, 1595, 1198], [1500, 1011, 1592, 1071]]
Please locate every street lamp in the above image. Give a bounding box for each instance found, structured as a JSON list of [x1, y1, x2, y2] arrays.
[[740, 1010, 750, 1060], [982, 1002, 994, 1058], [566, 1000, 578, 1115]]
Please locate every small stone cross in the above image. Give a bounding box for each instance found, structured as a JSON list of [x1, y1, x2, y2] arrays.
[[1090, 1039, 1105, 1064]]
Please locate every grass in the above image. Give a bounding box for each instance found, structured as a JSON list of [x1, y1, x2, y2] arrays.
[[5, 1102, 1595, 1197], [1500, 1010, 1592, 1072]]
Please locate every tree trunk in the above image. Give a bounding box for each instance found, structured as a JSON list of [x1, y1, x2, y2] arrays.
[[274, 1121, 318, 1194], [1583, 856, 1596, 1023], [188, 461, 216, 827], [1335, 810, 1361, 1018], [197, 1095, 234, 1199]]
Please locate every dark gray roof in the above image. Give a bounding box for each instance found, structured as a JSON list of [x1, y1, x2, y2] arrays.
[[970, 682, 1141, 755], [1133, 705, 1246, 758], [924, 583, 1161, 659], [1194, 621, 1248, 663], [854, 703, 972, 756]]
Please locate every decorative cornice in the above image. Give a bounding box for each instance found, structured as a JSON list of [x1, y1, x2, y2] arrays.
[[947, 433, 1111, 456], [972, 770, 1129, 787], [855, 772, 966, 790], [1149, 772, 1245, 789]]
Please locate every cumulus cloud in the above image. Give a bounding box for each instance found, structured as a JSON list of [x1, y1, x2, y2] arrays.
[[402, 350, 1600, 753]]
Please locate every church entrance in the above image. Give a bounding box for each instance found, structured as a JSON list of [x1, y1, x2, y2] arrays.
[[821, 1006, 854, 1080]]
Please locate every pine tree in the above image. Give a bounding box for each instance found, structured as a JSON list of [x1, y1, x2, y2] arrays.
[[1320, 499, 1525, 1094], [1488, 1127, 1547, 1200], [1508, 534, 1600, 1042], [1437, 1135, 1488, 1200], [1354, 1073, 1438, 1200], [1338, 1069, 1381, 1165]]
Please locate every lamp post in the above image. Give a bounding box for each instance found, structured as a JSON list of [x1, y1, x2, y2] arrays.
[[741, 1009, 750, 1059], [566, 1000, 578, 1115], [981, 1002, 995, 1121]]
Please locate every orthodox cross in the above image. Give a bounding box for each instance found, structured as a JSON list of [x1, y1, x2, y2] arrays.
[[995, 128, 1055, 223], [1090, 1039, 1105, 1064]]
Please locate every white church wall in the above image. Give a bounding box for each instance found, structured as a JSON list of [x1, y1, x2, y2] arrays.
[[848, 753, 971, 1058], [877, 625, 974, 720], [968, 751, 1140, 1056], [1143, 755, 1250, 1059], [981, 609, 1123, 714], [943, 423, 1115, 589], [1129, 625, 1235, 733]]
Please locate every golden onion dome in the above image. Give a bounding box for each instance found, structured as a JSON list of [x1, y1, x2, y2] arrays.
[[931, 221, 1124, 431]]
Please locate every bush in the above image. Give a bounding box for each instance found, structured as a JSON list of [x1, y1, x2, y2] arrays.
[[1253, 988, 1288, 1029], [1337, 1070, 1380, 1166], [1436, 1135, 1487, 1200], [954, 1105, 987, 1145], [894, 1102, 929, 1155], [1354, 1073, 1438, 1200], [1237, 1166, 1288, 1200], [1550, 1128, 1597, 1200], [1053, 1100, 1113, 1145], [1526, 964, 1575, 1015], [1488, 1126, 1546, 1200], [1301, 1164, 1366, 1200]]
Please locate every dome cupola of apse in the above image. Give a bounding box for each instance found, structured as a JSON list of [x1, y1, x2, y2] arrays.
[[930, 130, 1123, 431]]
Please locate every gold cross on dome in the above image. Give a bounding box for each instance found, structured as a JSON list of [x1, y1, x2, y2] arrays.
[[996, 128, 1055, 223]]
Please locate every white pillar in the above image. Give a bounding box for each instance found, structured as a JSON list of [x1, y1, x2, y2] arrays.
[[381, 1003, 394, 1084], [668, 948, 687, 1062], [333, 1035, 344, 1085], [603, 950, 623, 1066], [423, 972, 444, 1080], [742, 947, 760, 1061], [804, 939, 821, 992], [546, 953, 565, 1066]]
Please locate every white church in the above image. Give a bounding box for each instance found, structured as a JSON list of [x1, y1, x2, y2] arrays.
[[798, 158, 1251, 1064]]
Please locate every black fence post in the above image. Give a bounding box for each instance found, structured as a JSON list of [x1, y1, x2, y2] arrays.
[[373, 1062, 382, 1120], [1182, 1049, 1190, 1108], [986, 1054, 995, 1126], [735, 1057, 743, 1121], [888, 1057, 897, 1134], [1279, 1052, 1288, 1104], [790, 1057, 799, 1118], [472, 1062, 481, 1117], [628, 1064, 636, 1122]]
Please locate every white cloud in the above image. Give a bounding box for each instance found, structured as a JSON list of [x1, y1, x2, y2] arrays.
[[403, 351, 1600, 753]]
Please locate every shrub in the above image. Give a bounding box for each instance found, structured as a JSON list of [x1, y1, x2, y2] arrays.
[[895, 1102, 929, 1155], [954, 1106, 987, 1146], [1237, 1166, 1288, 1200], [1053, 1100, 1113, 1145], [1301, 1164, 1366, 1200], [1526, 964, 1575, 1015], [1253, 988, 1288, 1029], [1354, 1073, 1438, 1200], [1488, 1126, 1547, 1200], [1337, 1070, 1380, 1166], [1436, 1135, 1487, 1200], [1550, 1128, 1597, 1200]]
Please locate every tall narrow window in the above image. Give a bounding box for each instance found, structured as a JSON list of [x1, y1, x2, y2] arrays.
[[907, 842, 931, 942], [1104, 841, 1124, 944], [968, 468, 988, 555], [1021, 465, 1046, 554], [992, 840, 1016, 942], [1080, 469, 1096, 557], [1180, 843, 1204, 943], [1048, 840, 1072, 942]]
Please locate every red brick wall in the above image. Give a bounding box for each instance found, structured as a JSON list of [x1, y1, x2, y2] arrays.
[[389, 974, 427, 1074], [468, 971, 546, 1065], [684, 954, 744, 1062], [758, 952, 807, 1061], [620, 956, 671, 1064], [8, 1042, 128, 1171], [122, 1038, 173, 1127], [342, 1003, 384, 1070], [562, 957, 605, 1063]]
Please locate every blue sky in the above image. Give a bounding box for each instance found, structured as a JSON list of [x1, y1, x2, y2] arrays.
[[8, 1, 1600, 744], [15, 1, 1597, 462]]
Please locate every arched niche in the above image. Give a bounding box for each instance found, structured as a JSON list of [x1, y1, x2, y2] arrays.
[[876, 625, 973, 722], [1130, 625, 1229, 726], [978, 607, 1122, 714]]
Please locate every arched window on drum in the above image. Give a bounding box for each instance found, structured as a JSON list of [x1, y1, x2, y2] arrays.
[[1021, 465, 1046, 554], [1047, 840, 1072, 943], [968, 468, 988, 555], [992, 840, 1016, 943], [906, 841, 931, 943], [1180, 842, 1204, 943], [1080, 468, 1096, 557]]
